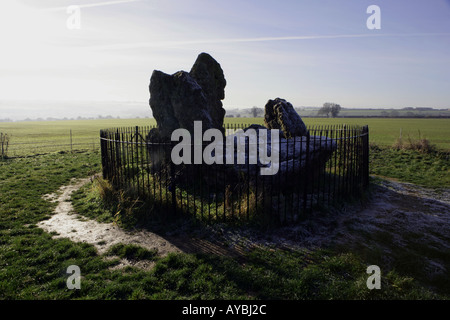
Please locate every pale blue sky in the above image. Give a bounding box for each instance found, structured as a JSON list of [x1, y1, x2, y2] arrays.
[[1, 0, 450, 119]]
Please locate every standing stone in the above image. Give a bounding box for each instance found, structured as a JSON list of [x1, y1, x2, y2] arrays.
[[264, 98, 309, 138], [149, 70, 213, 141], [147, 53, 226, 174], [148, 70, 178, 140], [148, 52, 226, 141], [190, 52, 227, 133]]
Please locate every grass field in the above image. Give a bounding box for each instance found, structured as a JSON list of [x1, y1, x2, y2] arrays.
[[1, 151, 447, 300], [1, 116, 449, 301], [1, 117, 449, 157]]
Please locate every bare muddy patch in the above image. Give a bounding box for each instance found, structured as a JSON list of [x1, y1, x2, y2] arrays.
[[37, 178, 182, 265]]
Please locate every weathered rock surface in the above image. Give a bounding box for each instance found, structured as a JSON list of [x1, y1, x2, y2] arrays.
[[190, 52, 227, 133], [147, 53, 226, 170], [149, 70, 213, 141], [264, 98, 309, 138], [219, 125, 337, 181], [148, 53, 226, 142]]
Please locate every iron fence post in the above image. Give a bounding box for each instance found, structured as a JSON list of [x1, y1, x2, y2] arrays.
[[363, 125, 370, 188]]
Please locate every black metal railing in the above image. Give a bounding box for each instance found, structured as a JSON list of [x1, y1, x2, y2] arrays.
[[100, 123, 369, 225]]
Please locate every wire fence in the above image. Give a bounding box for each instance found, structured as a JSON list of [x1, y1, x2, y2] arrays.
[[1, 130, 100, 157], [1, 132, 10, 159], [100, 123, 369, 225]]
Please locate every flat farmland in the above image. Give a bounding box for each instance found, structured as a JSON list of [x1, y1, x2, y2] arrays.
[[228, 117, 450, 150], [307, 118, 450, 149], [1, 117, 449, 156]]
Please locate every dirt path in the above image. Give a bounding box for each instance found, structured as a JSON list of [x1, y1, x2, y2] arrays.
[[38, 178, 183, 269], [252, 177, 450, 283], [330, 178, 450, 280], [312, 178, 449, 245], [37, 178, 248, 269], [256, 178, 450, 251]]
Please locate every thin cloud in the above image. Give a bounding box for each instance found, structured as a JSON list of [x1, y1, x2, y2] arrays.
[[90, 32, 450, 51], [42, 0, 141, 12]]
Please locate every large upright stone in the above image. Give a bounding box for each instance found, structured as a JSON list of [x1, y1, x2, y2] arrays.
[[148, 53, 226, 141], [264, 98, 309, 138], [147, 53, 226, 172], [149, 70, 213, 141], [148, 70, 178, 140], [190, 52, 227, 133]]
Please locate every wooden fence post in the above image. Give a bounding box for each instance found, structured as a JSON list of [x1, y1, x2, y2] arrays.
[[1, 133, 3, 158]]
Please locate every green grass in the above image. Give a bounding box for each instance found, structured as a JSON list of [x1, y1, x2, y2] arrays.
[[306, 118, 450, 149], [224, 117, 450, 150], [105, 244, 158, 261], [1, 150, 446, 299], [369, 145, 450, 188], [1, 117, 449, 157], [0, 118, 155, 156]]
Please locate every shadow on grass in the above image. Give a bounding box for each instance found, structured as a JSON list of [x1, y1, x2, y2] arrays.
[[330, 178, 450, 297], [72, 173, 450, 299]]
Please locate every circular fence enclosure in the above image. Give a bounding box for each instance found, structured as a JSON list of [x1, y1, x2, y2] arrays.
[[100, 124, 369, 225]]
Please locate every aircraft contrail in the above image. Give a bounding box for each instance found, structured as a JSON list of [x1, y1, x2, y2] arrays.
[[90, 32, 450, 50]]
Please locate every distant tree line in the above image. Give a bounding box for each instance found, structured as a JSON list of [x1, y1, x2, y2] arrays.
[[379, 110, 447, 118], [225, 106, 264, 118], [8, 115, 131, 122], [317, 103, 342, 118], [218, 105, 450, 119]]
